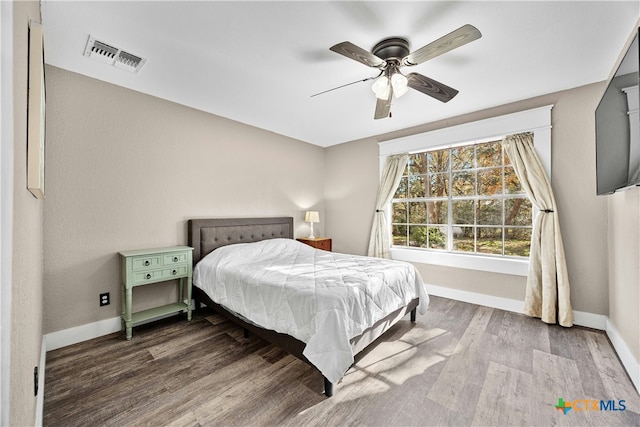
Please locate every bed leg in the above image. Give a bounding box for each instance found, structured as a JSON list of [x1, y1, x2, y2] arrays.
[[323, 377, 334, 397], [410, 307, 417, 322], [243, 328, 250, 339]]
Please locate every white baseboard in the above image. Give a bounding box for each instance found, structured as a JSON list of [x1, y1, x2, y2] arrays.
[[45, 309, 190, 351], [426, 284, 638, 394], [606, 318, 640, 394], [45, 317, 122, 352], [425, 284, 607, 330]]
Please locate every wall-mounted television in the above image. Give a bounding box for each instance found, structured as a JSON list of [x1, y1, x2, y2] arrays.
[[595, 28, 639, 195]]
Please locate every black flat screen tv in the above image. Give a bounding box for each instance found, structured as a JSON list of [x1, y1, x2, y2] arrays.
[[595, 28, 639, 195]]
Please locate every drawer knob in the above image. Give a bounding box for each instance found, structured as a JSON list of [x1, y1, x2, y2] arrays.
[[173, 256, 179, 262], [172, 269, 177, 275], [145, 273, 151, 279], [144, 260, 150, 266]]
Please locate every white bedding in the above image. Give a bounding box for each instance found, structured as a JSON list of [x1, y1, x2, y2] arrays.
[[193, 238, 429, 383]]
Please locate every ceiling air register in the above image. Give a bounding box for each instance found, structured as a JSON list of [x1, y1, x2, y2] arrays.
[[83, 36, 147, 73]]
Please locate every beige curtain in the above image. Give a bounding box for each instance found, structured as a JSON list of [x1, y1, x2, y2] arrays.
[[368, 153, 409, 258], [503, 133, 573, 327]]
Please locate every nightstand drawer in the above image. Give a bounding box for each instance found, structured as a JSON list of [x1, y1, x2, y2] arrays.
[[164, 252, 188, 265], [132, 256, 161, 270], [132, 265, 189, 285], [297, 237, 332, 251], [133, 269, 160, 284], [314, 239, 332, 251], [163, 265, 188, 279]]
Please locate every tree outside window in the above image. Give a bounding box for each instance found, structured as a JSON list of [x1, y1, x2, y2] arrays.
[[391, 139, 532, 258]]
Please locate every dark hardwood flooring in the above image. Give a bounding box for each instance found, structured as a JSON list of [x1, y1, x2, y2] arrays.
[[44, 296, 639, 426]]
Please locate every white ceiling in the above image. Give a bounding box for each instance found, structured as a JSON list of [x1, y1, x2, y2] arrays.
[[41, 1, 639, 148]]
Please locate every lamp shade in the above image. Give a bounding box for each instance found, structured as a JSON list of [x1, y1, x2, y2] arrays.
[[305, 211, 320, 223], [371, 76, 390, 100], [391, 72, 408, 98]]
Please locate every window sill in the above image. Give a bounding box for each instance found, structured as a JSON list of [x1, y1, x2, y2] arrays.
[[390, 247, 529, 276]]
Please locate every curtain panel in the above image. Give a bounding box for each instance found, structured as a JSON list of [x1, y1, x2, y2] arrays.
[[503, 133, 573, 327], [368, 153, 409, 258]]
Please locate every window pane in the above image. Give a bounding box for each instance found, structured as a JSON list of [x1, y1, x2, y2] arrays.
[[392, 224, 407, 246], [388, 137, 533, 259], [477, 140, 502, 167], [408, 174, 428, 198], [504, 147, 512, 165], [408, 225, 428, 248], [453, 226, 474, 252], [478, 168, 502, 196], [504, 228, 531, 257], [504, 166, 524, 194], [505, 198, 532, 226], [394, 176, 408, 199], [429, 173, 449, 197], [477, 227, 503, 255], [428, 150, 449, 173], [427, 200, 448, 224], [392, 202, 407, 223], [452, 200, 474, 225], [428, 226, 446, 249], [409, 202, 427, 223], [452, 171, 475, 197], [477, 199, 502, 225], [451, 145, 475, 170], [409, 153, 427, 174]]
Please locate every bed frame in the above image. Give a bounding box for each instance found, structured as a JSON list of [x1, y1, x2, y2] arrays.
[[187, 217, 418, 397]]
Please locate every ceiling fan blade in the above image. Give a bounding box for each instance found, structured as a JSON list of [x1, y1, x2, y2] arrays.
[[374, 83, 393, 120], [310, 72, 382, 97], [404, 24, 482, 66], [330, 41, 386, 68], [406, 72, 459, 103]]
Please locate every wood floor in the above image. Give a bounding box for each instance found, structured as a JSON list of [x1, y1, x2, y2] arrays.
[[44, 296, 639, 426]]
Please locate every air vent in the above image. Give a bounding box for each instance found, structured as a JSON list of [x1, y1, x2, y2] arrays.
[[83, 36, 147, 73]]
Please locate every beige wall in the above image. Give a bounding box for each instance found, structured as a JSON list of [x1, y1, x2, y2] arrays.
[[325, 82, 610, 315], [43, 66, 325, 333], [11, 1, 44, 426], [608, 190, 640, 364], [324, 136, 379, 256], [605, 17, 640, 380]]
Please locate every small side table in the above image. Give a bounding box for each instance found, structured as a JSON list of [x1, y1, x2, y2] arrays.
[[119, 245, 194, 340], [297, 237, 332, 252]]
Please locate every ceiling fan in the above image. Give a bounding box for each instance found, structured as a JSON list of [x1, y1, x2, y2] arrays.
[[318, 24, 482, 120]]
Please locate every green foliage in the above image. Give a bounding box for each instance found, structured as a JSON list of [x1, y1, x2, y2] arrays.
[[392, 138, 532, 258]]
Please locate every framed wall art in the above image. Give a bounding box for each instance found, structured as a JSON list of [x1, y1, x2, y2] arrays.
[[27, 20, 45, 199]]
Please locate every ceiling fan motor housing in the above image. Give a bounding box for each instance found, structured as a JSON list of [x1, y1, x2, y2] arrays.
[[372, 37, 410, 61]]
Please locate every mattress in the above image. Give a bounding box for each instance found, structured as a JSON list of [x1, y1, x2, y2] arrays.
[[193, 238, 429, 383]]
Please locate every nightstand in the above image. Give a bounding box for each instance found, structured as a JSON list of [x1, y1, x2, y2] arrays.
[[119, 245, 194, 340], [297, 237, 332, 251]]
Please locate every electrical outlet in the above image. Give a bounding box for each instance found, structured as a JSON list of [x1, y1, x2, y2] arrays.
[[100, 292, 110, 306]]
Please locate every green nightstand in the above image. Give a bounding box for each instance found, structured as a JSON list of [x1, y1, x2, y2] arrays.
[[119, 245, 194, 340]]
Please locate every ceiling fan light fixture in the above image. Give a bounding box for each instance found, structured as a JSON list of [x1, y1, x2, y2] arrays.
[[371, 76, 390, 99], [391, 72, 408, 98]]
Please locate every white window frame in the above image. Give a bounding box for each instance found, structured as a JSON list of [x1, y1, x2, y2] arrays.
[[378, 105, 553, 276]]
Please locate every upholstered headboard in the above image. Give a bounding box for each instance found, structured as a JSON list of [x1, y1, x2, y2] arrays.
[[187, 217, 294, 264]]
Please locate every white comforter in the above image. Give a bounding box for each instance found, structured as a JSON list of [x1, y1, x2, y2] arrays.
[[193, 238, 429, 383]]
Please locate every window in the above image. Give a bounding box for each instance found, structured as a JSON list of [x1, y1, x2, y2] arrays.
[[378, 105, 552, 276], [391, 138, 532, 258]]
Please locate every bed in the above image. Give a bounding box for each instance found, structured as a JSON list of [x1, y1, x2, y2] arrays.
[[187, 217, 428, 397]]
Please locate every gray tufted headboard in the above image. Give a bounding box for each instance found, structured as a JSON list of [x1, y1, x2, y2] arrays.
[[187, 217, 294, 264]]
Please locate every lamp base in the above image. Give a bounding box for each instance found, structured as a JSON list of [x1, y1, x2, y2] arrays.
[[308, 222, 315, 239]]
